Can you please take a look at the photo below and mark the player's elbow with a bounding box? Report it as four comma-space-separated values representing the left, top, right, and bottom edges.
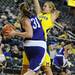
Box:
26, 32, 33, 39
29, 32, 33, 38
28, 29, 33, 38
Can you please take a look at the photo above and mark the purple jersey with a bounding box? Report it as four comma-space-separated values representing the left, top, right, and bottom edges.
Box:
30, 15, 45, 40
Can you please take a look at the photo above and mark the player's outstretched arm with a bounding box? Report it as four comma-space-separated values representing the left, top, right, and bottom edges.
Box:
33, 0, 41, 15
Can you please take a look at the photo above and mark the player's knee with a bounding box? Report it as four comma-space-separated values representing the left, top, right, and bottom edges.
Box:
42, 66, 51, 72
21, 65, 29, 75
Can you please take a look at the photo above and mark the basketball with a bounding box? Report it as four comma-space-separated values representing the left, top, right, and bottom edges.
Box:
2, 24, 16, 36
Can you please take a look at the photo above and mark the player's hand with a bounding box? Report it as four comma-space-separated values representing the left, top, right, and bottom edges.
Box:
8, 30, 16, 38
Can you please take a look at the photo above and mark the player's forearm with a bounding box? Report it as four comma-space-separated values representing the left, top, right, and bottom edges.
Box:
15, 32, 33, 39
33, 0, 41, 15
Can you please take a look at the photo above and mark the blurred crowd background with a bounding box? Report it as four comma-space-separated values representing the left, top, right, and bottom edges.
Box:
0, 0, 75, 75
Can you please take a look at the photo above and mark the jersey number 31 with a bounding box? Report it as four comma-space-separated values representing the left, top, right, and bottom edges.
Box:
31, 17, 41, 29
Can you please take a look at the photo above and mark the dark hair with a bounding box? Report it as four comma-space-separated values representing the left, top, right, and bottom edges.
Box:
19, 2, 31, 17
